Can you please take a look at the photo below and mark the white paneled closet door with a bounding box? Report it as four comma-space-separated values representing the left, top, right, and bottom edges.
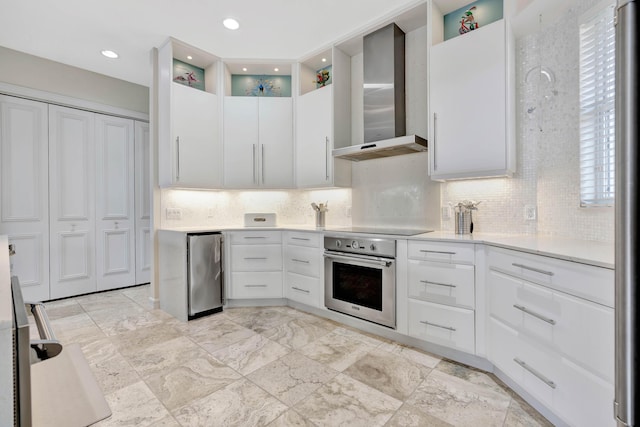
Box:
0, 95, 50, 301
49, 105, 96, 299
134, 121, 151, 285
95, 114, 135, 291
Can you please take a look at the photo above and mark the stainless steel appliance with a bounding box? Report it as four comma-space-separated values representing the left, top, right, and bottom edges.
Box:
187, 232, 224, 319
324, 235, 396, 328
614, 1, 637, 426
324, 226, 432, 237
332, 23, 428, 162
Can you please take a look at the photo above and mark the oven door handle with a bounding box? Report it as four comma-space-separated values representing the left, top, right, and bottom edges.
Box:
323, 251, 394, 267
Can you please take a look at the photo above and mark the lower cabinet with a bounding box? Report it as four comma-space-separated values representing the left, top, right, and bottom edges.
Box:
486, 246, 615, 427
228, 231, 283, 299
283, 231, 323, 308
406, 240, 476, 354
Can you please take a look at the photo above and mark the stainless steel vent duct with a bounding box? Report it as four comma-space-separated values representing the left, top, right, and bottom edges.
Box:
333, 23, 427, 161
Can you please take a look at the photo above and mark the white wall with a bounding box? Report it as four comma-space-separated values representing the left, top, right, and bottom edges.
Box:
0, 45, 149, 114
440, 0, 614, 242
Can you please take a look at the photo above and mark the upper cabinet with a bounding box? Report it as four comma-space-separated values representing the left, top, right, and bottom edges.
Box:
296, 48, 351, 188
429, 0, 515, 180
157, 38, 222, 188
222, 62, 294, 189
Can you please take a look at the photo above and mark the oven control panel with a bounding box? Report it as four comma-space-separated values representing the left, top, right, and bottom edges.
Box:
324, 236, 395, 258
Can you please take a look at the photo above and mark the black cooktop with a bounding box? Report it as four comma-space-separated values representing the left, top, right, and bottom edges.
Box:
324, 226, 433, 236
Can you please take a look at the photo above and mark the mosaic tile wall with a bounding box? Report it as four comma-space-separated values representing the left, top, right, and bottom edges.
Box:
161, 188, 352, 229
440, 0, 614, 242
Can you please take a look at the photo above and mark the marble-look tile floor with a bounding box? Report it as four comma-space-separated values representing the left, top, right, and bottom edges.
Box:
38, 285, 553, 427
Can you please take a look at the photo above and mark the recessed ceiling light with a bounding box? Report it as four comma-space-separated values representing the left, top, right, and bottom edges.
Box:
274, 67, 279, 72
187, 55, 193, 60
242, 67, 247, 72
101, 50, 119, 59
321, 58, 327, 62
223, 18, 240, 30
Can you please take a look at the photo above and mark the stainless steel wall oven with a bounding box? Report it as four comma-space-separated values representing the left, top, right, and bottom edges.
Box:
324, 235, 396, 329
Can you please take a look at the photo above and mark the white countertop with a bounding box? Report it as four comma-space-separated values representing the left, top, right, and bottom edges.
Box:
159, 227, 614, 269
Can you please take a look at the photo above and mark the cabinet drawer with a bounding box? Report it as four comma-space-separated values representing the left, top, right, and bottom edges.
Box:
408, 241, 474, 264
230, 231, 282, 245
488, 268, 614, 382
231, 272, 283, 298
285, 272, 321, 307
407, 299, 475, 354
231, 245, 282, 271
284, 246, 321, 277
488, 318, 614, 427
487, 246, 614, 307
284, 231, 322, 248
408, 260, 475, 309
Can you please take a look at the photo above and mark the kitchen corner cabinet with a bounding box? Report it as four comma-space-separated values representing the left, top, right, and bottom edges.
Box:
486, 246, 614, 427
296, 47, 351, 188
227, 231, 283, 299
157, 38, 222, 188
223, 96, 293, 188
429, 18, 515, 180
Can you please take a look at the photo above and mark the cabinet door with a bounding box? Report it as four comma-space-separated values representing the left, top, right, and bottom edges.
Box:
430, 21, 509, 179
259, 97, 293, 188
0, 95, 50, 301
95, 114, 135, 291
49, 106, 96, 299
135, 121, 151, 285
172, 83, 221, 187
296, 85, 332, 187
223, 97, 259, 188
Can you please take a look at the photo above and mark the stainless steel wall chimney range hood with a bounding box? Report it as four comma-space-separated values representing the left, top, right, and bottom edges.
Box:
332, 23, 427, 162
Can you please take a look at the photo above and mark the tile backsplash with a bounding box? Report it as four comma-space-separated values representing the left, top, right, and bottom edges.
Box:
440, 0, 614, 242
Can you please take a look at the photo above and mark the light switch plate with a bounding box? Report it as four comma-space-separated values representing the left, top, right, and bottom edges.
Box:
166, 207, 182, 220
442, 206, 451, 220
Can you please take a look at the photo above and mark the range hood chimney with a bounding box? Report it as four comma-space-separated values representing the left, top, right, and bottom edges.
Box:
333, 23, 427, 162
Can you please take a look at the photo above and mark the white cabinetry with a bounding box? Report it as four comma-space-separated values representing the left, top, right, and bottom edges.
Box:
157, 38, 221, 188
283, 231, 323, 307
406, 241, 476, 353
486, 246, 614, 427
296, 48, 351, 188
429, 4, 515, 180
0, 95, 50, 301
228, 231, 283, 299
223, 97, 293, 188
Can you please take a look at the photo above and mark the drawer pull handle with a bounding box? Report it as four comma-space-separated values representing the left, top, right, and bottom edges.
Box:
244, 257, 268, 260
292, 258, 310, 264
420, 250, 456, 255
291, 237, 310, 241
512, 263, 554, 276
514, 358, 556, 389
291, 286, 310, 294
245, 284, 267, 288
420, 280, 456, 288
419, 320, 456, 332
513, 304, 557, 325
244, 236, 267, 239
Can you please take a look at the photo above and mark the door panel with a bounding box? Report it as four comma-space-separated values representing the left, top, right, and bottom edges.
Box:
0, 95, 50, 301
259, 97, 293, 188
49, 105, 96, 299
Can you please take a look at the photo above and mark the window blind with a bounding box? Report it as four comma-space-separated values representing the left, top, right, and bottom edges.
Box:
579, 2, 616, 207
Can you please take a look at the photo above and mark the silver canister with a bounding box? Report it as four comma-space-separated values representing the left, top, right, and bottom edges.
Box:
312, 201, 328, 229
454, 200, 481, 234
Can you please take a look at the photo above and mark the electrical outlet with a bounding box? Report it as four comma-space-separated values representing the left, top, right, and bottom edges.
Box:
166, 207, 182, 220
207, 208, 215, 218
442, 206, 451, 220
345, 206, 352, 218
524, 205, 537, 221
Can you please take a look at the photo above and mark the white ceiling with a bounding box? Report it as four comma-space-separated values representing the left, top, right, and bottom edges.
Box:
0, 0, 469, 88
